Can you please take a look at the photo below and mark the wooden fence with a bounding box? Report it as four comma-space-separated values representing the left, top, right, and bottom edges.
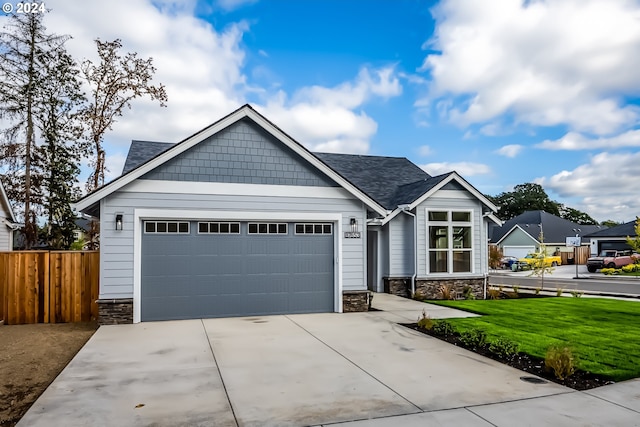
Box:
0, 251, 99, 325
559, 246, 590, 265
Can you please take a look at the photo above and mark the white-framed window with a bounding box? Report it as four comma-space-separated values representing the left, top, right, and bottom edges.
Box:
144, 221, 190, 234
427, 210, 473, 273
248, 222, 288, 235
294, 223, 333, 235
197, 222, 240, 234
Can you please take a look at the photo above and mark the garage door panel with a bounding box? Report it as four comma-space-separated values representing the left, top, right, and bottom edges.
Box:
141, 221, 334, 321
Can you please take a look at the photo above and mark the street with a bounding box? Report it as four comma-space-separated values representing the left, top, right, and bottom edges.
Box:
490, 265, 640, 298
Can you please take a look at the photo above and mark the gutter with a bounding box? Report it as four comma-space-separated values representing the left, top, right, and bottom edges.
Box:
399, 205, 417, 296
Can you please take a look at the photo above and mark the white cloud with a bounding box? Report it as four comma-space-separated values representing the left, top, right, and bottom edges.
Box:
540, 151, 640, 222
419, 162, 491, 176
258, 66, 401, 153
496, 144, 524, 158
420, 0, 640, 135
536, 130, 640, 150
417, 145, 433, 157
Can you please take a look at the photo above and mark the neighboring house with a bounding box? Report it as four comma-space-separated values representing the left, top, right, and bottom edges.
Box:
0, 178, 18, 251
584, 220, 638, 256
75, 105, 500, 324
491, 210, 604, 259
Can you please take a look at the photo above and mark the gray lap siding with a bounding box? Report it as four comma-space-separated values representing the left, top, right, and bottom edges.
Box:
99, 188, 366, 300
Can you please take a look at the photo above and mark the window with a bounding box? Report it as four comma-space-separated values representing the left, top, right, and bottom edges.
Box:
427, 210, 473, 273
248, 222, 288, 234
295, 223, 333, 235
144, 221, 190, 234
197, 222, 240, 234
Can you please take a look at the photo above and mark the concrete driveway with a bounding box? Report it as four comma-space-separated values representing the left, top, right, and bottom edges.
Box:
18, 294, 640, 426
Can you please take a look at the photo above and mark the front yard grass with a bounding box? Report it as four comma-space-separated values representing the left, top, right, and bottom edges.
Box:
429, 298, 640, 382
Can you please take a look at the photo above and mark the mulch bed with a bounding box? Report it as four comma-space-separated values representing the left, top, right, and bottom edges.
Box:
402, 322, 615, 391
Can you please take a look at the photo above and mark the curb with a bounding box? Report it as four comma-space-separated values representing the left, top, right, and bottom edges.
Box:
494, 283, 640, 300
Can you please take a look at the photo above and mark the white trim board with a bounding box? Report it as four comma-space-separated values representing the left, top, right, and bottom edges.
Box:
122, 180, 354, 200
132, 208, 343, 323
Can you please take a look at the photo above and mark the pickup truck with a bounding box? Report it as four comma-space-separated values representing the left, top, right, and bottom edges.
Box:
587, 250, 640, 273
517, 253, 562, 269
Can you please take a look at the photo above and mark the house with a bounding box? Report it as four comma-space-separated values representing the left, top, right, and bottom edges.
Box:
491, 210, 604, 260
0, 178, 17, 251
74, 105, 500, 324
584, 220, 638, 256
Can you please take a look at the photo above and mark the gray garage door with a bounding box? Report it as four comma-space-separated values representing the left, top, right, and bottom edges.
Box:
141, 221, 335, 321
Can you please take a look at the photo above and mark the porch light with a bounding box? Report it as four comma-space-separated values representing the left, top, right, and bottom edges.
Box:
115, 214, 123, 231
350, 217, 358, 232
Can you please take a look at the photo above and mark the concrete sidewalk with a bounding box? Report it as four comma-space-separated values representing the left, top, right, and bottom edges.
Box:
18, 293, 640, 427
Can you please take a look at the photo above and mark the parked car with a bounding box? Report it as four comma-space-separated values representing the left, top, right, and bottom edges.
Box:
586, 250, 640, 273
500, 256, 518, 269
518, 253, 561, 268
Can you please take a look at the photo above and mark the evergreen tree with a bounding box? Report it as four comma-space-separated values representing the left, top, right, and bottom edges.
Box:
36, 46, 87, 248
0, 13, 67, 248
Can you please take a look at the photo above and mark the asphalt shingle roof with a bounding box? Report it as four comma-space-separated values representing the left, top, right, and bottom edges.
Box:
584, 220, 637, 238
491, 210, 606, 244
123, 141, 445, 210
313, 152, 431, 209
122, 140, 175, 174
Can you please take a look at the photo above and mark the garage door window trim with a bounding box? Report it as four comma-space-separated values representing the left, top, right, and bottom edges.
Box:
144, 221, 190, 234
248, 222, 288, 235
197, 221, 241, 234
295, 223, 333, 235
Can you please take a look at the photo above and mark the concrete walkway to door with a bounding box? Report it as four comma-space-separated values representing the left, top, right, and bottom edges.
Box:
18, 294, 640, 426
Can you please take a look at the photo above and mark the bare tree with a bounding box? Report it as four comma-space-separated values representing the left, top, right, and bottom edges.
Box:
81, 38, 168, 192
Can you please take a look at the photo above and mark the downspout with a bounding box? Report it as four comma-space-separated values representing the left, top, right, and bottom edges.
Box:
400, 206, 417, 296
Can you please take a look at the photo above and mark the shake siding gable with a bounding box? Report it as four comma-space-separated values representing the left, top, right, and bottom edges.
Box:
142, 119, 337, 187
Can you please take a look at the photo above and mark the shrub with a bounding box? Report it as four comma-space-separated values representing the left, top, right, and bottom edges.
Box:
432, 320, 456, 337
489, 338, 519, 359
621, 263, 640, 273
438, 283, 456, 300
462, 286, 476, 300
417, 309, 434, 330
534, 287, 541, 295
459, 329, 487, 349
413, 290, 426, 301
556, 288, 563, 297
513, 285, 520, 294
570, 290, 583, 298
487, 287, 501, 300
545, 344, 576, 380
601, 268, 620, 275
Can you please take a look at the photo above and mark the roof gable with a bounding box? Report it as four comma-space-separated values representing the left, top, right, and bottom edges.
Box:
140, 119, 338, 187
75, 104, 387, 216
491, 210, 606, 244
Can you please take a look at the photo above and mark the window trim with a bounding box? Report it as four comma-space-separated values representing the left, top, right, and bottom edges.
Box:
426, 209, 474, 274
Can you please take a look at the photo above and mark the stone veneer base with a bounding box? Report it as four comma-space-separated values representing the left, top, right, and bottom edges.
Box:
383, 277, 487, 300
342, 290, 372, 312
97, 299, 134, 325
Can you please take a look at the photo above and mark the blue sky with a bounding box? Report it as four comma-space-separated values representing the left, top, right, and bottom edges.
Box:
5, 0, 640, 222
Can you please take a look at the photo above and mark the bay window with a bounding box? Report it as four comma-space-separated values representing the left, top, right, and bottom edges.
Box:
427, 210, 473, 273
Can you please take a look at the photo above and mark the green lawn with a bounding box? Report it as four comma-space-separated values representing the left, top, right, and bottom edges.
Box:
429, 298, 640, 381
